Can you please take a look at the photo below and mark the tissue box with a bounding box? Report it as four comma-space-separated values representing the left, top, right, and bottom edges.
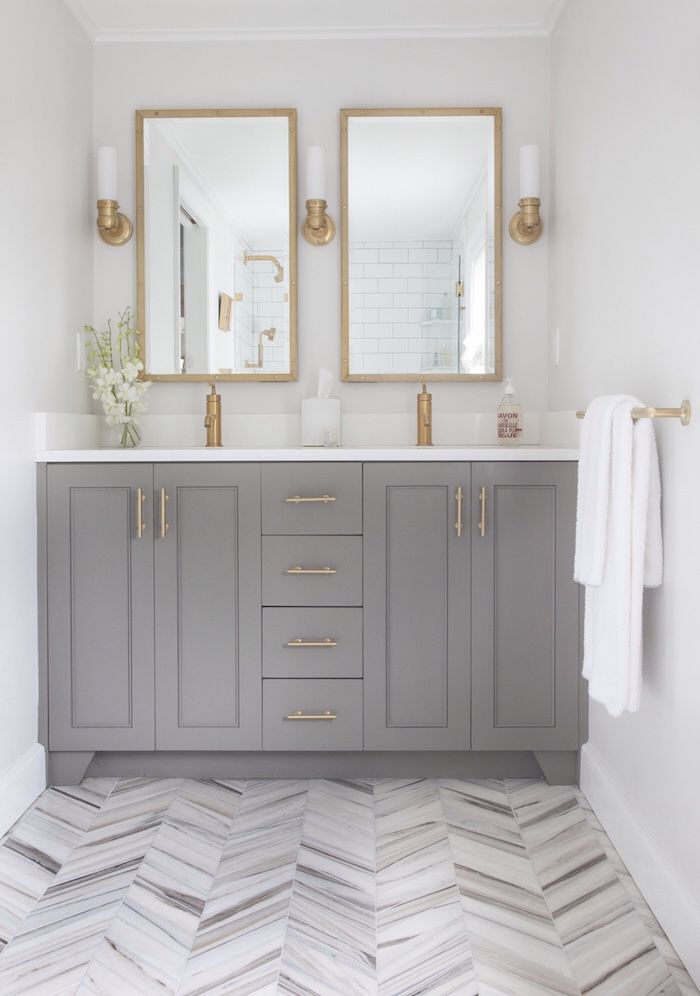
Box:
301, 398, 341, 446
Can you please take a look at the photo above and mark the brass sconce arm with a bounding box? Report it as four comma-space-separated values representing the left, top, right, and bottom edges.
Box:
303, 198, 336, 246
96, 198, 133, 246
509, 196, 542, 245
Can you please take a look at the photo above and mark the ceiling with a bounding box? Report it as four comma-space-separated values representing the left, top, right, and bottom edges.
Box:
64, 0, 566, 42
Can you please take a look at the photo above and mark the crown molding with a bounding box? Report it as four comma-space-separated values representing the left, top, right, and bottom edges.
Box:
91, 24, 555, 45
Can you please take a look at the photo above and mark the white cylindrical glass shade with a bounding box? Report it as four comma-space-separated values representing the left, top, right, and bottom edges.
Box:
306, 146, 326, 201
519, 145, 540, 199
96, 146, 118, 201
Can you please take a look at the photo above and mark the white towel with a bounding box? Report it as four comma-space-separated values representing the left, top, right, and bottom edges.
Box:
575, 396, 662, 716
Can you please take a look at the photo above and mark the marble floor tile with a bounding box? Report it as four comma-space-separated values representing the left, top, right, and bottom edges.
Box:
0, 778, 116, 952
178, 779, 308, 996
77, 779, 245, 995
0, 778, 182, 995
440, 778, 580, 995
277, 779, 376, 995
375, 778, 479, 996
574, 790, 699, 996
506, 779, 679, 996
0, 776, 693, 996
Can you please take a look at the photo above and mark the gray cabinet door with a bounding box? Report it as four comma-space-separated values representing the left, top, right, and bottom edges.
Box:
47, 464, 155, 750
363, 463, 471, 750
471, 462, 581, 750
154, 464, 261, 749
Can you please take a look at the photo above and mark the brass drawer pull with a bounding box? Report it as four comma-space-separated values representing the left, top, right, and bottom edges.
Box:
136, 488, 146, 539
159, 488, 169, 540
287, 638, 338, 648
286, 709, 337, 721
285, 495, 336, 504
285, 566, 337, 575
479, 485, 487, 537
455, 485, 464, 537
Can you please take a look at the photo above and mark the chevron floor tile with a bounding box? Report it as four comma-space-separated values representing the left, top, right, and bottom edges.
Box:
0, 777, 693, 995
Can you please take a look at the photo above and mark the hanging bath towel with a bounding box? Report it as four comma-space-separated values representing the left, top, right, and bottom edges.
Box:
574, 395, 662, 716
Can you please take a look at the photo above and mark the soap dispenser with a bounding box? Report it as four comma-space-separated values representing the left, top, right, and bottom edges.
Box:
497, 378, 523, 445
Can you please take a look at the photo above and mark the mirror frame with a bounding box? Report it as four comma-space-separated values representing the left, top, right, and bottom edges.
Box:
135, 108, 298, 382
340, 107, 502, 382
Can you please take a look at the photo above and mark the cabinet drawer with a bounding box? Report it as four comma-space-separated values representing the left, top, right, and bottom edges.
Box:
262, 679, 363, 750
262, 463, 362, 535
262, 536, 362, 606
263, 608, 362, 678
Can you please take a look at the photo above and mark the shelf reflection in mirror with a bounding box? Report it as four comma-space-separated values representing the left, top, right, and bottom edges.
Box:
341, 108, 502, 382
136, 109, 297, 381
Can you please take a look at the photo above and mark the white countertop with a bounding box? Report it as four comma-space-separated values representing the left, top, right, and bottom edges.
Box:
36, 445, 578, 463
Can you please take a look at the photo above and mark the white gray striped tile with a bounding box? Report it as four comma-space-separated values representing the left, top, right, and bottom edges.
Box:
375, 778, 478, 996
0, 778, 182, 995
278, 779, 376, 995
575, 790, 698, 996
77, 779, 244, 995
440, 778, 580, 995
506, 780, 679, 995
178, 779, 308, 996
0, 779, 116, 952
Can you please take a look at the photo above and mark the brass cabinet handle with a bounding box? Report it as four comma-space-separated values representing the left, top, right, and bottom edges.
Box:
479, 485, 487, 537
455, 485, 464, 537
286, 709, 337, 720
285, 566, 337, 575
159, 488, 169, 540
287, 638, 338, 648
285, 495, 336, 504
136, 488, 146, 539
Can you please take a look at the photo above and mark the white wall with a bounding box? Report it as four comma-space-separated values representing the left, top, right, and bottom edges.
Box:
93, 37, 550, 415
549, 0, 700, 940
0, 0, 93, 820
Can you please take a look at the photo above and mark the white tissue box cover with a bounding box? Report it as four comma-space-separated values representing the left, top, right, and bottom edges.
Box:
301, 398, 341, 446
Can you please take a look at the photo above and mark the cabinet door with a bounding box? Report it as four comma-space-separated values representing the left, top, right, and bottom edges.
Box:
364, 463, 470, 749
471, 463, 581, 749
154, 464, 261, 749
47, 464, 155, 750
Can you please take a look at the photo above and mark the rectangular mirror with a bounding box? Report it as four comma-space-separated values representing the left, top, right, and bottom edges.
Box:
136, 109, 297, 381
341, 108, 502, 381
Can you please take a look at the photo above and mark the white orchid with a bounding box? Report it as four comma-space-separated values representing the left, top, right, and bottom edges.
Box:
84, 308, 150, 447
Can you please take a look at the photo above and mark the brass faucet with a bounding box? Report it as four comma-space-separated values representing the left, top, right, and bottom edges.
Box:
204, 383, 222, 447
417, 382, 432, 446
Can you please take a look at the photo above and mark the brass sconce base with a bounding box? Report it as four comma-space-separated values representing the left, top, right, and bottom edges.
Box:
96, 199, 133, 246
303, 198, 336, 246
509, 196, 542, 245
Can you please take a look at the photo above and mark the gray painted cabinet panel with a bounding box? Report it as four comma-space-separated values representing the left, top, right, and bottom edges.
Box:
47, 464, 155, 750
154, 464, 261, 749
263, 608, 363, 678
471, 463, 581, 750
262, 463, 362, 535
363, 463, 471, 750
262, 536, 362, 606
262, 679, 363, 750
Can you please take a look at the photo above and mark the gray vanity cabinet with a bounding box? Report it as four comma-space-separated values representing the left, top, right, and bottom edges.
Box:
154, 464, 261, 749
471, 463, 581, 750
46, 465, 155, 750
363, 463, 471, 749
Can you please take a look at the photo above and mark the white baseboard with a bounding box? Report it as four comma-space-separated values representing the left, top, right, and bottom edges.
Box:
580, 743, 700, 986
0, 744, 46, 837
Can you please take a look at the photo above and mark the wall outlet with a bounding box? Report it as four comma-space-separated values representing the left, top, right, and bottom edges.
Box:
552, 327, 560, 367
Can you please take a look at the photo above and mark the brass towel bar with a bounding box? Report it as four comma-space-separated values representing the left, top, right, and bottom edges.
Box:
576, 400, 691, 426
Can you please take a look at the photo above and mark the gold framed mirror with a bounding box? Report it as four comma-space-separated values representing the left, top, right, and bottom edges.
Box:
136, 108, 298, 381
341, 108, 502, 382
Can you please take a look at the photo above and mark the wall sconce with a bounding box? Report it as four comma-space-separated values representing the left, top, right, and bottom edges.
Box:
95, 146, 133, 246
302, 146, 335, 246
509, 145, 542, 245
